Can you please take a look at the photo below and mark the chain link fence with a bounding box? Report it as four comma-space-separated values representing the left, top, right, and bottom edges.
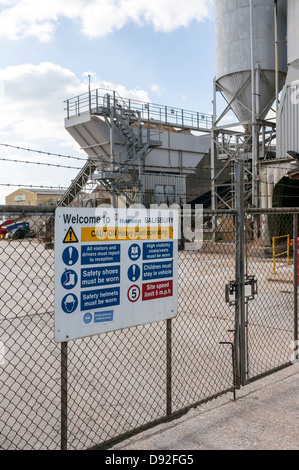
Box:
0, 207, 59, 449
244, 210, 298, 382
0, 206, 297, 450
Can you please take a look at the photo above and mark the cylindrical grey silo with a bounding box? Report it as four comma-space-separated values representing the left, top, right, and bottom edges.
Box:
214, 0, 287, 123
285, 0, 299, 84
276, 0, 299, 157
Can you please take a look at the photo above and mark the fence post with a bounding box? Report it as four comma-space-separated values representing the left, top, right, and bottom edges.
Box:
166, 319, 172, 416
294, 215, 298, 356
235, 160, 246, 386
61, 341, 68, 450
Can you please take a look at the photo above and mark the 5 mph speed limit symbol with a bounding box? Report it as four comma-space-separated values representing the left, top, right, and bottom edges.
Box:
127, 285, 140, 303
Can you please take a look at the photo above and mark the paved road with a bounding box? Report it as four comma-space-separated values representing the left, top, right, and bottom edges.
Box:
111, 366, 299, 450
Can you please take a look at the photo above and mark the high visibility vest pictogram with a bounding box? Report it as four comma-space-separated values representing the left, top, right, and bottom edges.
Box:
63, 227, 79, 244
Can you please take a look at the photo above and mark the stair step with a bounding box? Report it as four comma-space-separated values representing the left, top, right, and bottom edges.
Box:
91, 172, 121, 180
149, 139, 162, 147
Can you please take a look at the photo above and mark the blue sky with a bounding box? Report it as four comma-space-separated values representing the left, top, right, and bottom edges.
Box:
0, 0, 216, 204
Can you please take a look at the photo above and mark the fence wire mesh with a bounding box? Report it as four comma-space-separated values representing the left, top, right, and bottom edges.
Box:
0, 209, 60, 450
245, 211, 297, 381
0, 206, 297, 450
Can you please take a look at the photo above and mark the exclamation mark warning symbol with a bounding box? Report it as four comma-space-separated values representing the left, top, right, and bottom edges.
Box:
68, 247, 73, 264
63, 227, 79, 244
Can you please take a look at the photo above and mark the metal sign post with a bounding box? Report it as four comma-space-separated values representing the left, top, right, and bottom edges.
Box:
235, 160, 246, 387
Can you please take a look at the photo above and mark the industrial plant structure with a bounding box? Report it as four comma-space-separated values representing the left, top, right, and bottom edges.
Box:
212, 0, 299, 213
63, 91, 214, 209
62, 0, 299, 216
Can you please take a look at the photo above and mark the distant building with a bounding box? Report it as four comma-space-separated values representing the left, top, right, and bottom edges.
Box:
5, 188, 65, 206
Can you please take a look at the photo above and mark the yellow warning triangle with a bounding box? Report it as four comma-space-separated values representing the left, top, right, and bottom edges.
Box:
63, 227, 79, 244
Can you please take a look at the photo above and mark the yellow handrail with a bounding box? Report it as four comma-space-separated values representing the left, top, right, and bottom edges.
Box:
272, 234, 290, 274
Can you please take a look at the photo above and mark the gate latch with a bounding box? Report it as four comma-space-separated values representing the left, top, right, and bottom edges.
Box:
225, 275, 257, 306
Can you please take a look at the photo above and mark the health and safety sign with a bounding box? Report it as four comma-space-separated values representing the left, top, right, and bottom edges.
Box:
54, 208, 178, 342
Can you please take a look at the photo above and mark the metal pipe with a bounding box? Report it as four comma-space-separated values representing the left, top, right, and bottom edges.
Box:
211, 78, 218, 238
0, 204, 55, 215
272, 237, 276, 274
110, 92, 116, 208
219, 342, 237, 401
88, 74, 91, 113
294, 215, 298, 355
235, 160, 246, 386
211, 78, 217, 213
245, 208, 299, 214
250, 0, 258, 208
147, 102, 150, 144
166, 319, 172, 415
274, 0, 279, 116
61, 341, 68, 451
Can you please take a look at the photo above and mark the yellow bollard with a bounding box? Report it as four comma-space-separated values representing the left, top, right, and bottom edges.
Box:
272, 234, 290, 275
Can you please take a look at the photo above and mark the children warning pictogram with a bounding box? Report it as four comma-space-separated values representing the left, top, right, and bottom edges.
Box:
63, 227, 79, 244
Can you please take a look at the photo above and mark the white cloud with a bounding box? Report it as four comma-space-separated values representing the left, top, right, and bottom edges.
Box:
0, 62, 151, 144
0, 62, 82, 142
138, 0, 212, 33
151, 84, 165, 96
0, 61, 154, 203
0, 0, 83, 41
0, 0, 213, 41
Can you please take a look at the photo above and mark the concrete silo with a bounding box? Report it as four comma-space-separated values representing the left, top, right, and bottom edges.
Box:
214, 0, 287, 124
212, 0, 288, 210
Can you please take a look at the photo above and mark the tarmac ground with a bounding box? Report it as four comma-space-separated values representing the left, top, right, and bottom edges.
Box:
111, 365, 299, 451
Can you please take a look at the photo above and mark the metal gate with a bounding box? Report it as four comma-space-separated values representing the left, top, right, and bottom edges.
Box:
229, 161, 298, 388
243, 208, 298, 383
0, 198, 298, 450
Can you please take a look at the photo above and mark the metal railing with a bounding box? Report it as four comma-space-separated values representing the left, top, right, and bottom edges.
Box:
64, 88, 213, 131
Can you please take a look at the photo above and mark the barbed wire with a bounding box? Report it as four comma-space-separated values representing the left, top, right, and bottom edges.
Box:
0, 142, 87, 162
0, 171, 298, 195
1, 141, 299, 202
0, 156, 82, 170
0, 183, 68, 190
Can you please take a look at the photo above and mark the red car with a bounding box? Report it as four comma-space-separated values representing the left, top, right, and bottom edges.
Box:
0, 219, 13, 237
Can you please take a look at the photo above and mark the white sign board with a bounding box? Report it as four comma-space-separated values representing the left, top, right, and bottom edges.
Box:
54, 208, 178, 342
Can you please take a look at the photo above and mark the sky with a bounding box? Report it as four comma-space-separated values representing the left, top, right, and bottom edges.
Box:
0, 0, 217, 204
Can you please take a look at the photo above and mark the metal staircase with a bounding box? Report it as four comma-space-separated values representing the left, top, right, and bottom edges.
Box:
89, 93, 162, 206
58, 160, 97, 207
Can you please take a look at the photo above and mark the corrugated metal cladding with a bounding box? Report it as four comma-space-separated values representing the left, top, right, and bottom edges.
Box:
277, 83, 299, 158
276, 0, 299, 158
144, 173, 186, 205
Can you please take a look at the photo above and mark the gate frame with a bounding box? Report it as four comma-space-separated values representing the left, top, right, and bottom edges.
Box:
232, 163, 299, 386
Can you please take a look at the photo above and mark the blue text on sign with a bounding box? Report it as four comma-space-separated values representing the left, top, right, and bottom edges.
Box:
81, 266, 120, 288
142, 261, 173, 281
143, 242, 173, 260
81, 287, 120, 311
81, 244, 121, 266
